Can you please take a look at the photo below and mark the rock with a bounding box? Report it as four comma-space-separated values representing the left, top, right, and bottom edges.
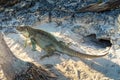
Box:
0, 0, 19, 7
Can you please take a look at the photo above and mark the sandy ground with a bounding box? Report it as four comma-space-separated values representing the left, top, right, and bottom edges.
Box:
0, 22, 120, 80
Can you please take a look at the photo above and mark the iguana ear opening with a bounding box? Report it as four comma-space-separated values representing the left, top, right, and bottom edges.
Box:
16, 26, 25, 31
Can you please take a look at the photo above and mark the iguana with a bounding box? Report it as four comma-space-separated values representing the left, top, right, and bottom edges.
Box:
16, 26, 109, 59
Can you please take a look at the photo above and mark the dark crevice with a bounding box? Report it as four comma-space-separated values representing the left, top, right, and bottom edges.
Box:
98, 39, 112, 47
84, 34, 112, 49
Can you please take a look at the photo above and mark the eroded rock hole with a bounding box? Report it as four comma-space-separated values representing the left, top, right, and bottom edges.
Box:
84, 34, 112, 48
98, 39, 112, 47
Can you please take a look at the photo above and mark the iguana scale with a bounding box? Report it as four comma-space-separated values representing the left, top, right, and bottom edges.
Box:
16, 26, 109, 59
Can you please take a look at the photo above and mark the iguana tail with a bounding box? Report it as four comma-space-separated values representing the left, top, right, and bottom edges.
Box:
58, 46, 110, 59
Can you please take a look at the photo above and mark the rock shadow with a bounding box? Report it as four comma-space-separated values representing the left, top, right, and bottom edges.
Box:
80, 58, 120, 80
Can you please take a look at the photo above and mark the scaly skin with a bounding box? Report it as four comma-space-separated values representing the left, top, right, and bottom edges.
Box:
98, 0, 103, 3
16, 26, 109, 59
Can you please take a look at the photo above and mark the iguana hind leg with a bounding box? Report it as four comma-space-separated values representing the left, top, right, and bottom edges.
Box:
59, 41, 72, 47
40, 44, 56, 59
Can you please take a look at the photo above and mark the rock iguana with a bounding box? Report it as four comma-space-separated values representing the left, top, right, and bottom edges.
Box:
16, 26, 109, 59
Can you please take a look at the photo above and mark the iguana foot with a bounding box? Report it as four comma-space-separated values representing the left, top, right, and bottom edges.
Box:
24, 38, 28, 48
40, 53, 53, 60
32, 48, 36, 51
40, 44, 55, 59
67, 42, 72, 46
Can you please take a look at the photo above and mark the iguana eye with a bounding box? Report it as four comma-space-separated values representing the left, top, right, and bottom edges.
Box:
26, 27, 28, 31
16, 27, 21, 31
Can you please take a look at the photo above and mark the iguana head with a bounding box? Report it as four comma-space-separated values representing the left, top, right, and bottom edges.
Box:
16, 26, 29, 38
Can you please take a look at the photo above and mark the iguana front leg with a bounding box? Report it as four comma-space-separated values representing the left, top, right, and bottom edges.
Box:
24, 38, 27, 48
24, 38, 29, 48
40, 44, 56, 59
30, 37, 37, 51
